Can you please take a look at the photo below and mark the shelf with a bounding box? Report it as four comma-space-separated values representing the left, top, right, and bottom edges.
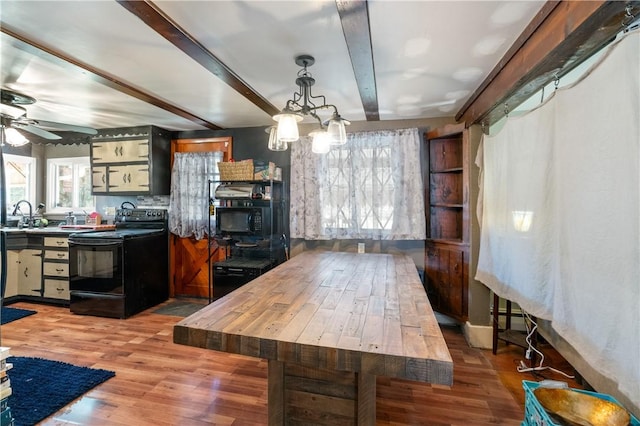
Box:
427, 238, 466, 245
430, 167, 463, 173
431, 203, 463, 208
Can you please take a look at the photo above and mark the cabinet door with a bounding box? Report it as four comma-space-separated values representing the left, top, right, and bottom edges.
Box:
93, 139, 149, 164
108, 164, 150, 192
18, 249, 43, 296
92, 166, 108, 192
425, 244, 467, 321
3, 250, 20, 298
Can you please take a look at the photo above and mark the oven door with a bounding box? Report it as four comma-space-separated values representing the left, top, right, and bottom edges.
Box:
69, 239, 123, 294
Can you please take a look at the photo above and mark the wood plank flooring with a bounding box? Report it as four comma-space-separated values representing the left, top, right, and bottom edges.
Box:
0, 300, 576, 425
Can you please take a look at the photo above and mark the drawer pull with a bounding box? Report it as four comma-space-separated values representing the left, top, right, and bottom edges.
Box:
56, 241, 64, 246
57, 253, 65, 257
56, 268, 65, 272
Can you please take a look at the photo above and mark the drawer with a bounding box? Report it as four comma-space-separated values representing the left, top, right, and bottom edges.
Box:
44, 236, 69, 248
43, 262, 69, 277
43, 278, 69, 300
45, 250, 69, 261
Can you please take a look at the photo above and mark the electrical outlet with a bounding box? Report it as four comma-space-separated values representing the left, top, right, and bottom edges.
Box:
105, 206, 116, 216
357, 243, 365, 253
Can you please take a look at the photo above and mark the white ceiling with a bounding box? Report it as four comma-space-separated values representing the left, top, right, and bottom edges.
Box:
0, 0, 545, 136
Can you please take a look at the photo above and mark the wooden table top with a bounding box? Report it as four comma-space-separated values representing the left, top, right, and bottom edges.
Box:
174, 251, 453, 386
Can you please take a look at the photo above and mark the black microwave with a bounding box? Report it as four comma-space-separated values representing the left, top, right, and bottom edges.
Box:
215, 206, 272, 237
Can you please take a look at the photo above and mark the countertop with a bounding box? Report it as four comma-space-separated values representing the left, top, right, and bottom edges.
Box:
1, 225, 114, 234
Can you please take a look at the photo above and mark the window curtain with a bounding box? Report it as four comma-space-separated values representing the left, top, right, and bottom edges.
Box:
476, 31, 640, 408
168, 151, 221, 239
290, 127, 425, 240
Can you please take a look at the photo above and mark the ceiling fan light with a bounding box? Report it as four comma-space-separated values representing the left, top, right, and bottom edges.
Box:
4, 127, 30, 146
273, 110, 302, 143
267, 126, 287, 151
310, 129, 330, 154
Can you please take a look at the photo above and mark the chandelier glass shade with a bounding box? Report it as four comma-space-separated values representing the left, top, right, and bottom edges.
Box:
270, 55, 349, 152
266, 126, 287, 151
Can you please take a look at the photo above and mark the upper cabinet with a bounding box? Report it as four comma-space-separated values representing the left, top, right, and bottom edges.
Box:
91, 125, 171, 195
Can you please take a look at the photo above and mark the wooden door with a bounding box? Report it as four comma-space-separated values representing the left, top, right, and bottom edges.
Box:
170, 136, 232, 298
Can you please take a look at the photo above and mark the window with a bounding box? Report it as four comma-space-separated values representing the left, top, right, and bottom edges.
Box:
290, 128, 426, 240
3, 153, 36, 214
47, 157, 94, 213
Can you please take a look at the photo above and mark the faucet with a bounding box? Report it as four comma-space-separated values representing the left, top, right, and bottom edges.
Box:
11, 200, 33, 228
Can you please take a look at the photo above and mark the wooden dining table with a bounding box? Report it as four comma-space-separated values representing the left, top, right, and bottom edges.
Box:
173, 251, 453, 425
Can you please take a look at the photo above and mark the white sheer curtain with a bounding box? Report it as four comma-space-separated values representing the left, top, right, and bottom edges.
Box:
477, 31, 640, 408
168, 152, 221, 239
290, 127, 425, 240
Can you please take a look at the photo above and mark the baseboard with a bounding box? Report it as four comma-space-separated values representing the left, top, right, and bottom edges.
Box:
463, 321, 493, 349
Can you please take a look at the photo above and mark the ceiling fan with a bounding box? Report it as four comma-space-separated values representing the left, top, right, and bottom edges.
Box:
0, 88, 97, 145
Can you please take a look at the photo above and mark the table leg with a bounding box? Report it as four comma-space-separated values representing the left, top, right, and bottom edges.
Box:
267, 360, 376, 425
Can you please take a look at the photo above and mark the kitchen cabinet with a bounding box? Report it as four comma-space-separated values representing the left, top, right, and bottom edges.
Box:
17, 249, 43, 298
2, 250, 20, 298
42, 236, 70, 300
424, 123, 469, 321
91, 125, 171, 195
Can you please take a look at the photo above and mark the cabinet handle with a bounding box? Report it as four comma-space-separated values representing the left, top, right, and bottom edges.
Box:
23, 267, 28, 277
123, 174, 127, 183
56, 241, 65, 246
114, 147, 119, 156
127, 173, 131, 183
56, 268, 64, 272
453, 263, 459, 272
119, 146, 123, 156
102, 174, 106, 183
442, 146, 446, 157
57, 252, 65, 257
56, 287, 65, 292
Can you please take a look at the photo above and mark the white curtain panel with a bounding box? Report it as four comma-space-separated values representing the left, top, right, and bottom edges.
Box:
476, 98, 556, 320
168, 151, 222, 239
552, 31, 640, 404
476, 31, 640, 407
290, 128, 425, 240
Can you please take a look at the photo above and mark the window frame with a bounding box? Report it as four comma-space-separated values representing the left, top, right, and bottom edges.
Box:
46, 156, 95, 214
3, 153, 37, 216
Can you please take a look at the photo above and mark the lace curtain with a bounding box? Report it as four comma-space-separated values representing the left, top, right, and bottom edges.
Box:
290, 127, 425, 240
168, 151, 221, 239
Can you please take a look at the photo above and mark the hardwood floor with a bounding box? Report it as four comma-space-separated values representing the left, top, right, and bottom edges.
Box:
1, 300, 578, 425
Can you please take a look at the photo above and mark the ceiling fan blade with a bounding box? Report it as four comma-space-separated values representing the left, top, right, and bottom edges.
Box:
11, 122, 62, 140
0, 102, 26, 119
33, 119, 97, 135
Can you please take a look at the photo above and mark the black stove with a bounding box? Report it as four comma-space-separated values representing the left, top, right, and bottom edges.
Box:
68, 208, 169, 319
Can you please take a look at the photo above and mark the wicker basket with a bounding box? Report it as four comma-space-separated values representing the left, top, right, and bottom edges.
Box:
218, 160, 254, 181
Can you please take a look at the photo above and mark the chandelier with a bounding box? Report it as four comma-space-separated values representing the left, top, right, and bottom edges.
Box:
269, 54, 350, 153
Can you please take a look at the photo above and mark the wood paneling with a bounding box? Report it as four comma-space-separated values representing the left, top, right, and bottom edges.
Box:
456, 1, 640, 126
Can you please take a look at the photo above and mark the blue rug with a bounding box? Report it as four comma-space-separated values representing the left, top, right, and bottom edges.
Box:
1, 306, 36, 325
6, 357, 115, 426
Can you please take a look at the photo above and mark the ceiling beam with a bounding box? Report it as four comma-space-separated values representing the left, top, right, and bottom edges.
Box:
336, 0, 379, 121
117, 0, 280, 118
456, 0, 640, 127
0, 25, 222, 131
